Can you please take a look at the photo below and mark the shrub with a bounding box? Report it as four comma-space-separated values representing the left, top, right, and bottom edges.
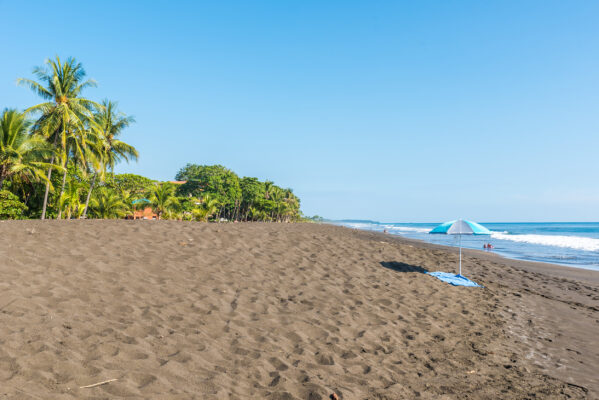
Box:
0, 190, 28, 219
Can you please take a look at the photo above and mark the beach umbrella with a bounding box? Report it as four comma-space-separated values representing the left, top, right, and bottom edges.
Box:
429, 219, 491, 276
132, 198, 151, 205
132, 198, 151, 210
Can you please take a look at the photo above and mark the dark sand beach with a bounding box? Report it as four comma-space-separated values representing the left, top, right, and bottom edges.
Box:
0, 221, 597, 399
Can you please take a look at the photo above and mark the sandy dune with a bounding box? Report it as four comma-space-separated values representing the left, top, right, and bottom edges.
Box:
0, 221, 596, 399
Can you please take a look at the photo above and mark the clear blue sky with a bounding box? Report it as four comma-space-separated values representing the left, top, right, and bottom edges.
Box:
1, 1, 598, 222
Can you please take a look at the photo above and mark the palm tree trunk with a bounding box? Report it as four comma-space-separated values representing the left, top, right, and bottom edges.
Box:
22, 186, 30, 206
41, 135, 59, 220
41, 156, 54, 220
246, 201, 253, 222
56, 157, 69, 220
234, 201, 240, 221
82, 172, 97, 219
0, 164, 7, 189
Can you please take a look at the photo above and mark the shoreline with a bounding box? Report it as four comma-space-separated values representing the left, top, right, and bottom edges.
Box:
333, 222, 599, 283
332, 220, 599, 272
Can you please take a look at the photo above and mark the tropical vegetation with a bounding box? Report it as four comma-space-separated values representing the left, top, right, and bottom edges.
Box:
1, 56, 307, 222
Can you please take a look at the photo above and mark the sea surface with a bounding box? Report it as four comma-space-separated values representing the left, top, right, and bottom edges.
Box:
334, 221, 599, 271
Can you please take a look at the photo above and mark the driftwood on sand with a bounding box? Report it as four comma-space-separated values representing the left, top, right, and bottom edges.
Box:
79, 378, 118, 388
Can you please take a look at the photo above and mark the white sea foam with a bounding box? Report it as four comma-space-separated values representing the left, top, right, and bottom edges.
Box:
491, 232, 599, 252
387, 226, 431, 233
340, 222, 431, 234
343, 222, 379, 230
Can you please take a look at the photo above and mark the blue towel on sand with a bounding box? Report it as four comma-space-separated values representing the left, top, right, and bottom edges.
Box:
427, 272, 482, 287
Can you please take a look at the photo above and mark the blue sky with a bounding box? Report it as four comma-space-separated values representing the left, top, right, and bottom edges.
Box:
1, 1, 598, 222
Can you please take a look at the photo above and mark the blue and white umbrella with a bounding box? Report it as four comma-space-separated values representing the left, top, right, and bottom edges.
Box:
429, 219, 491, 276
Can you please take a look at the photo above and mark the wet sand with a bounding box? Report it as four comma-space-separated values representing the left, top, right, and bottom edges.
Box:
0, 221, 597, 399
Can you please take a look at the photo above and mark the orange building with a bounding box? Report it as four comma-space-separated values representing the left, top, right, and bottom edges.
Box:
131, 207, 157, 220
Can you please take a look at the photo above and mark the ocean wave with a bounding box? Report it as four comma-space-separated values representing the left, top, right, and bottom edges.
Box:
339, 222, 431, 234
491, 232, 599, 252
386, 226, 431, 233
343, 222, 380, 230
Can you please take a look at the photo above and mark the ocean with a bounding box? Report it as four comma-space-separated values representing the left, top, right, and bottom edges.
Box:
334, 221, 599, 271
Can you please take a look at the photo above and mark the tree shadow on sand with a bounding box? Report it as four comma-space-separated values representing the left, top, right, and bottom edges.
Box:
380, 261, 428, 274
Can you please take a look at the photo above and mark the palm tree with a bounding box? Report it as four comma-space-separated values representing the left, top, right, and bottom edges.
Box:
55, 128, 100, 219
264, 180, 274, 200
282, 188, 299, 222
82, 100, 138, 218
249, 206, 270, 222
89, 187, 128, 219
192, 194, 219, 222
0, 109, 54, 190
116, 188, 136, 216
18, 56, 100, 219
77, 135, 103, 218
248, 206, 258, 221
149, 183, 179, 219
269, 187, 286, 221
59, 178, 83, 219
163, 209, 183, 220
94, 100, 137, 171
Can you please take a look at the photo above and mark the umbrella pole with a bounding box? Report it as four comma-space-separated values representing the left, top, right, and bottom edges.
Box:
459, 234, 462, 276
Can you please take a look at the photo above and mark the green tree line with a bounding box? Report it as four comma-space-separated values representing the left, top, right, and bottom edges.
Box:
175, 164, 302, 222
0, 56, 304, 222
